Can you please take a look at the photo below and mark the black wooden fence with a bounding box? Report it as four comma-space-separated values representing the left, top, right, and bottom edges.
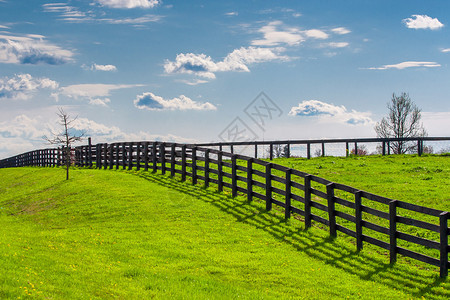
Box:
197, 137, 450, 159
0, 140, 449, 278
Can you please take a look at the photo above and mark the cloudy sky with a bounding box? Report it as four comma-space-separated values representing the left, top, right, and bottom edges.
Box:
1, 0, 450, 158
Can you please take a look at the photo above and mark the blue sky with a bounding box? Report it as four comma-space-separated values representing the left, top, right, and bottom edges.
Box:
1, 0, 449, 158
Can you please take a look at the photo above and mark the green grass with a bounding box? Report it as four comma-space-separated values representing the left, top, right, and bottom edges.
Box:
0, 165, 449, 299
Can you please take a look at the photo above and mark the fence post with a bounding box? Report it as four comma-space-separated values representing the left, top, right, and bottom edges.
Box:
204, 149, 210, 187
327, 183, 337, 238
321, 142, 325, 157
354, 142, 358, 156
171, 144, 176, 177
144, 142, 149, 171
346, 142, 349, 157
286, 143, 290, 158
104, 143, 108, 169
128, 142, 133, 170
387, 141, 391, 155
230, 145, 234, 154
389, 200, 398, 264
355, 191, 363, 250
269, 143, 273, 160
181, 145, 187, 182
231, 154, 237, 197
160, 143, 166, 175
439, 212, 449, 278
136, 142, 141, 171
307, 143, 311, 159
122, 143, 127, 170
152, 142, 157, 173
218, 151, 223, 192
255, 144, 258, 158
265, 163, 272, 211
382, 141, 386, 156
304, 175, 312, 229
418, 139, 423, 156
192, 147, 197, 185
247, 158, 253, 202
285, 169, 292, 219
115, 144, 120, 170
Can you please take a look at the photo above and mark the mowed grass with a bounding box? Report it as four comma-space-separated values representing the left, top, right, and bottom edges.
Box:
0, 166, 448, 299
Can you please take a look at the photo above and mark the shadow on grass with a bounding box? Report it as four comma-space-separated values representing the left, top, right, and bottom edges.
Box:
129, 170, 448, 299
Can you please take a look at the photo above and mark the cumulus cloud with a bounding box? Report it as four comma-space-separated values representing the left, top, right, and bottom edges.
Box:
225, 12, 238, 16
251, 21, 304, 46
289, 100, 374, 125
54, 83, 143, 106
441, 48, 450, 53
403, 15, 444, 30
134, 92, 216, 111
91, 63, 117, 71
367, 61, 441, 70
331, 27, 351, 35
96, 0, 160, 9
164, 46, 289, 79
0, 33, 74, 65
0, 74, 59, 100
304, 29, 329, 39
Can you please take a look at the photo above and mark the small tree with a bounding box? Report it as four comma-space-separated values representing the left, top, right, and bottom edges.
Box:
44, 108, 84, 180
375, 93, 427, 154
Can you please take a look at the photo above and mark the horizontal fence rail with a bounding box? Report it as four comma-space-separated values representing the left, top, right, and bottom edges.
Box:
0, 139, 449, 278
196, 137, 450, 159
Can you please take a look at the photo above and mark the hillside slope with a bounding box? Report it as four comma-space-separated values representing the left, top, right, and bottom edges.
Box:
0, 167, 448, 299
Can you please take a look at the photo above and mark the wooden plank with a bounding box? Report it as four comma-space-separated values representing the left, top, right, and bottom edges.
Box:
144, 142, 149, 171
152, 142, 157, 173
355, 191, 363, 250
327, 183, 337, 238
396, 216, 440, 233
237, 185, 247, 194
440, 212, 449, 278
291, 181, 305, 191
311, 188, 327, 199
272, 186, 286, 197
334, 196, 356, 209
291, 206, 305, 217
181, 145, 186, 182
360, 191, 391, 205
160, 143, 166, 175
336, 224, 357, 238
272, 198, 285, 208
397, 247, 440, 267
252, 180, 265, 189
266, 163, 272, 211
272, 164, 289, 172
304, 175, 312, 229
390, 200, 398, 264
290, 169, 308, 178
310, 214, 329, 226
204, 149, 210, 188
396, 231, 440, 249
362, 235, 390, 250
310, 175, 332, 185
310, 200, 328, 212
192, 147, 197, 185
247, 158, 253, 202
171, 144, 176, 177
217, 152, 223, 192
253, 169, 265, 178
252, 191, 265, 201
397, 201, 443, 217
285, 169, 291, 219
335, 210, 357, 223
361, 205, 389, 219
291, 194, 304, 203
236, 175, 247, 183
271, 174, 286, 184
361, 220, 390, 235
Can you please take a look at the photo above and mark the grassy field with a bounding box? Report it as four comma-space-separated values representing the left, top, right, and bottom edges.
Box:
0, 161, 449, 299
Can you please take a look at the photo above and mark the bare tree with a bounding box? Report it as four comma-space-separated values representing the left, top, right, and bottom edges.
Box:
375, 93, 427, 154
44, 108, 84, 180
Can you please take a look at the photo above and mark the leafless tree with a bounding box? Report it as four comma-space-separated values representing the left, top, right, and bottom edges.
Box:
44, 108, 84, 180
375, 93, 427, 154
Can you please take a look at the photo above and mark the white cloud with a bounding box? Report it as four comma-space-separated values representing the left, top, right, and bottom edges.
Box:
0, 112, 195, 158
403, 15, 444, 30
164, 46, 289, 79
134, 92, 217, 111
367, 61, 441, 70
96, 0, 160, 9
441, 48, 450, 53
326, 42, 349, 48
0, 74, 59, 100
225, 12, 238, 16
54, 83, 144, 105
289, 100, 374, 126
43, 3, 162, 25
176, 79, 209, 86
0, 25, 9, 29
91, 63, 117, 71
332, 27, 351, 35
251, 21, 304, 46
0, 33, 74, 65
304, 29, 328, 39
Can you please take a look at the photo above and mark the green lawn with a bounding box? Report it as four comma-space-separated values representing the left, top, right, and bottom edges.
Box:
0, 166, 449, 299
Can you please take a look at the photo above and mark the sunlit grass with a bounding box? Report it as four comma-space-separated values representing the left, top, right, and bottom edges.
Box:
0, 166, 448, 299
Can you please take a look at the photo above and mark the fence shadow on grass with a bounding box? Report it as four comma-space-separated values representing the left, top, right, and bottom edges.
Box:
131, 170, 449, 299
